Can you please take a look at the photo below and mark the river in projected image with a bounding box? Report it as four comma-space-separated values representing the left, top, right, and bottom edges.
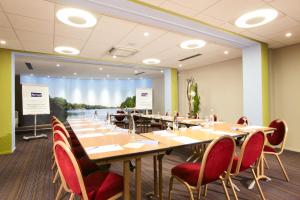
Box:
67, 108, 119, 120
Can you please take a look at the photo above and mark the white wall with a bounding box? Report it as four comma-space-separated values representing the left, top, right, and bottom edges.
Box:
269, 43, 300, 152
178, 58, 243, 122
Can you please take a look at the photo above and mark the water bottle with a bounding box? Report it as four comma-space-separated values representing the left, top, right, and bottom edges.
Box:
209, 109, 214, 125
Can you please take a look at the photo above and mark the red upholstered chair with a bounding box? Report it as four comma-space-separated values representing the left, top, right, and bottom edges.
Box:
230, 131, 266, 200
264, 119, 289, 182
237, 116, 248, 125
168, 136, 236, 200
54, 141, 123, 200
53, 123, 80, 147
52, 131, 98, 185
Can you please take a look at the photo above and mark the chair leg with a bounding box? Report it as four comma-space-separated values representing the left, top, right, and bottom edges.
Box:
263, 156, 269, 169
55, 183, 63, 200
69, 193, 75, 200
53, 169, 59, 184
197, 186, 202, 200
220, 178, 230, 200
202, 185, 208, 197
52, 160, 56, 170
168, 176, 174, 200
228, 176, 238, 200
275, 154, 289, 182
251, 169, 266, 200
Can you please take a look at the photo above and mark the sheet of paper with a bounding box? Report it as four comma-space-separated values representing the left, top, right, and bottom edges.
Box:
211, 130, 236, 136
137, 140, 159, 145
123, 142, 145, 149
74, 128, 96, 132
190, 126, 203, 130
77, 133, 104, 138
153, 130, 176, 137
105, 131, 121, 135
85, 144, 123, 154
172, 136, 199, 144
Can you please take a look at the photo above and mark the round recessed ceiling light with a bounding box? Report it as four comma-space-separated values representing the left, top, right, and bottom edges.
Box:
99, 67, 103, 71
160, 70, 164, 73
180, 39, 206, 49
30, 73, 34, 76
179, 64, 183, 67
235, 8, 278, 28
224, 50, 229, 55
54, 46, 80, 55
144, 32, 149, 37
73, 72, 77, 75
0, 40, 6, 45
143, 58, 160, 65
134, 70, 138, 74
112, 55, 117, 59
285, 32, 292, 37
56, 8, 97, 28
106, 74, 110, 78
56, 64, 60, 67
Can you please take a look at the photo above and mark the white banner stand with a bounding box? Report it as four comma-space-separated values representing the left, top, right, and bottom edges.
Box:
22, 84, 49, 140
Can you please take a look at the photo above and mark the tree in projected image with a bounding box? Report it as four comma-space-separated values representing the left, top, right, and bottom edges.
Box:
187, 78, 200, 118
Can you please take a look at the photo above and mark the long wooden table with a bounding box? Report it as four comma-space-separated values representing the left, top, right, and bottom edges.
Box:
68, 119, 274, 200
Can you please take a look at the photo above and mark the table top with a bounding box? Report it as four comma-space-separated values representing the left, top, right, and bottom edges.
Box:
68, 119, 275, 162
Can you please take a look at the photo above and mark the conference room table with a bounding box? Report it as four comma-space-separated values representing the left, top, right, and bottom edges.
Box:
68, 118, 275, 200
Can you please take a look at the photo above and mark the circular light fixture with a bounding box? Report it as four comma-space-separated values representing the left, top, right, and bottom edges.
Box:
144, 32, 149, 37
180, 39, 206, 49
56, 64, 60, 67
112, 55, 117, 59
106, 74, 110, 78
160, 70, 164, 73
47, 75, 50, 78
55, 46, 80, 55
73, 72, 77, 75
179, 64, 183, 67
143, 58, 160, 65
285, 32, 292, 37
134, 70, 138, 74
99, 67, 103, 71
0, 40, 6, 45
224, 50, 229, 55
30, 73, 34, 76
235, 8, 278, 28
56, 8, 97, 28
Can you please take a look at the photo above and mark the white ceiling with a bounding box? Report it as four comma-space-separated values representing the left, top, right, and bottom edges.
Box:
139, 0, 300, 48
0, 0, 241, 72
15, 56, 163, 79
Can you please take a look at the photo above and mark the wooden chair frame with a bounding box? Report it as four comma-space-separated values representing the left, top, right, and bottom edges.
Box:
230, 131, 266, 200
264, 120, 289, 182
53, 141, 122, 200
168, 136, 236, 200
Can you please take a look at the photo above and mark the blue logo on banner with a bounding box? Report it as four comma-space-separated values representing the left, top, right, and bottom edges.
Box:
141, 92, 148, 96
31, 92, 42, 97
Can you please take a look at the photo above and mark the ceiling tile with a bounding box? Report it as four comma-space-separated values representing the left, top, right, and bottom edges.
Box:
267, 25, 300, 46
22, 40, 53, 54
88, 16, 136, 44
0, 11, 11, 28
168, 0, 220, 12
221, 22, 245, 33
194, 13, 225, 26
7, 14, 54, 35
55, 22, 93, 40
16, 30, 52, 43
138, 0, 166, 6
270, 0, 300, 21
117, 24, 167, 49
202, 0, 266, 22
54, 36, 85, 50
0, 27, 18, 40
248, 16, 299, 36
159, 1, 199, 17
80, 41, 112, 58
0, 0, 55, 21
0, 39, 23, 50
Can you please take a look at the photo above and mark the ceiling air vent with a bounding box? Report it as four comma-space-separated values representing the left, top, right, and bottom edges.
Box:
107, 46, 139, 57
179, 53, 202, 62
25, 62, 33, 70
135, 72, 145, 76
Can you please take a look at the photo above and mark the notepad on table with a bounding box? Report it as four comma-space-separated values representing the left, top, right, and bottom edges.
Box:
172, 136, 199, 144
74, 128, 96, 132
153, 130, 176, 137
85, 144, 123, 154
123, 142, 145, 149
77, 133, 104, 138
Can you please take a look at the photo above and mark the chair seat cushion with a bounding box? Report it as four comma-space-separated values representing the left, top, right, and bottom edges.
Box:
264, 145, 276, 153
171, 162, 201, 186
77, 156, 99, 176
84, 171, 123, 200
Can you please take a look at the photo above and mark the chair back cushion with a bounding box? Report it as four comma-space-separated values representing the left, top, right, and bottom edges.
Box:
268, 120, 286, 145
53, 124, 70, 138
55, 143, 82, 196
115, 110, 125, 121
201, 137, 234, 184
237, 116, 248, 125
240, 131, 265, 169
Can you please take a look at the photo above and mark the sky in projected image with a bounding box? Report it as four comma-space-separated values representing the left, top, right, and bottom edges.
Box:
21, 75, 152, 107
